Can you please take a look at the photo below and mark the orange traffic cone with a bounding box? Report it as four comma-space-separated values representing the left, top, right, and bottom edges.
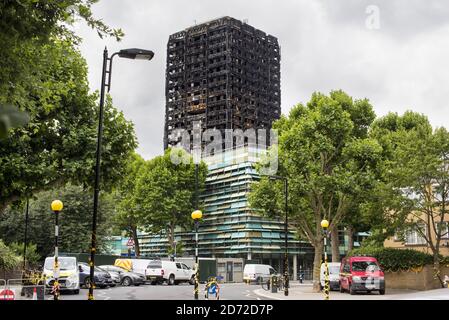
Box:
32, 287, 37, 300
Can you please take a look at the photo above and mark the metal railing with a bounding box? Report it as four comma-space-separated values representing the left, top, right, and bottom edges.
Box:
6, 278, 46, 300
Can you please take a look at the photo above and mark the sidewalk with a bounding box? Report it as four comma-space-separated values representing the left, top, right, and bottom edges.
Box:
252, 283, 440, 300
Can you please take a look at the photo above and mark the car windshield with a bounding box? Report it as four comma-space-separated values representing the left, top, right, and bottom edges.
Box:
352, 261, 380, 272
44, 258, 76, 270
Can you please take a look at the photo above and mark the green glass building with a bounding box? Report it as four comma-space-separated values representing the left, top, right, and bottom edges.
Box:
139, 146, 314, 277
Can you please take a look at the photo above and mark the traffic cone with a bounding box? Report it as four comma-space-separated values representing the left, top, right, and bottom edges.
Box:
32, 287, 37, 300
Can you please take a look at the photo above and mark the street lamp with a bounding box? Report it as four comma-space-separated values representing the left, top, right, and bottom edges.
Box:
51, 199, 63, 301
321, 219, 330, 300
264, 175, 289, 296
88, 46, 154, 301
191, 209, 202, 300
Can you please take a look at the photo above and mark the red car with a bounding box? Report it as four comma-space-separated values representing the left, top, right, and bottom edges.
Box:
339, 256, 385, 295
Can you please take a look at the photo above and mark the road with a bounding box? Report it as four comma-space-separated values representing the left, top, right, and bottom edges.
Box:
54, 283, 269, 300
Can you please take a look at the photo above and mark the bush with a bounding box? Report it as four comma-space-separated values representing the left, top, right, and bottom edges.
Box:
0, 240, 21, 271
347, 247, 434, 272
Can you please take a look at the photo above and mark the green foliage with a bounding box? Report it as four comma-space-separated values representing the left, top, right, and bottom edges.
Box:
0, 185, 116, 257
348, 247, 435, 272
8, 242, 41, 267
0, 239, 21, 270
0, 39, 137, 210
133, 148, 208, 247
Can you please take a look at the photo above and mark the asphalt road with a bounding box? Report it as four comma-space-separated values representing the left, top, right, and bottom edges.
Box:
52, 282, 269, 300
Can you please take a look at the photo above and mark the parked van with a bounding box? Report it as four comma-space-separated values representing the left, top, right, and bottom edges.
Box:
320, 262, 341, 290
43, 256, 80, 294
114, 258, 152, 277
145, 260, 195, 285
243, 264, 277, 284
339, 256, 385, 295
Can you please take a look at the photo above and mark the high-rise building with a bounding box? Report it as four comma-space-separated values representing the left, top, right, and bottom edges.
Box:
164, 16, 281, 149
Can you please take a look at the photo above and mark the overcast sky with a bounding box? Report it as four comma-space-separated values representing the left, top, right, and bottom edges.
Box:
74, 0, 449, 160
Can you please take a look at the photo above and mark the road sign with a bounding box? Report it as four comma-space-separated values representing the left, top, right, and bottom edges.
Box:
0, 289, 15, 300
126, 238, 135, 247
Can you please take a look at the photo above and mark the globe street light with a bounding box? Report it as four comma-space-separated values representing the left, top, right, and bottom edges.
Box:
321, 219, 330, 300
191, 209, 202, 300
88, 47, 154, 301
51, 199, 63, 301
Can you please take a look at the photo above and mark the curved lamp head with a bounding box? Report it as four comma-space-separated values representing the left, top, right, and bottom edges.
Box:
320, 219, 329, 229
51, 200, 63, 212
191, 210, 202, 220
118, 48, 154, 60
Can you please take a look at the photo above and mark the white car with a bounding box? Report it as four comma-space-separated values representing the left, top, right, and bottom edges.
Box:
43, 256, 80, 294
146, 260, 195, 285
243, 264, 278, 284
320, 262, 341, 291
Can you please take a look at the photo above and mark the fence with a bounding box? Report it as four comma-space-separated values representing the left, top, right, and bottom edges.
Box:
297, 269, 313, 282
4, 279, 46, 300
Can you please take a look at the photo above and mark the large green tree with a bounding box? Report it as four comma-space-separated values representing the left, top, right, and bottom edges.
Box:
0, 39, 137, 213
249, 90, 381, 291
133, 148, 208, 253
0, 184, 116, 258
368, 112, 449, 286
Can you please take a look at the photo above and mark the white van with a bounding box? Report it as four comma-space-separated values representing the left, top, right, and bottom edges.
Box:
114, 258, 151, 277
43, 256, 80, 294
243, 264, 278, 283
146, 260, 195, 285
320, 262, 341, 290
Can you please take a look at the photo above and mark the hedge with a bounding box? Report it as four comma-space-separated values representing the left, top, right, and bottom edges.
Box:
347, 247, 441, 272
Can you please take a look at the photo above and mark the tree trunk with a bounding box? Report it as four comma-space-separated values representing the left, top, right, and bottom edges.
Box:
330, 225, 340, 262
131, 226, 140, 257
312, 241, 323, 292
346, 225, 354, 253
433, 254, 444, 288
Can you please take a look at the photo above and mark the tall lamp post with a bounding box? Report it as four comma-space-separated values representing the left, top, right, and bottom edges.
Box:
51, 200, 63, 301
88, 47, 154, 301
265, 175, 289, 296
191, 209, 202, 300
321, 219, 330, 300
22, 197, 29, 271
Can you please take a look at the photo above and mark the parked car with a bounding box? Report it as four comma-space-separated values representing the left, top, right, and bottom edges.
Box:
98, 265, 146, 286
243, 264, 278, 284
145, 260, 195, 285
78, 262, 113, 288
339, 256, 385, 295
320, 262, 341, 291
43, 256, 80, 294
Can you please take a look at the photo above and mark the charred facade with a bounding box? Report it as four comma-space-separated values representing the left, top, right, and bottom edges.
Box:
164, 16, 281, 149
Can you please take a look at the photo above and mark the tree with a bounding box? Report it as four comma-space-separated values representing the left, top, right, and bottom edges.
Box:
133, 148, 208, 253
8, 242, 41, 268
249, 90, 381, 291
370, 112, 449, 286
113, 153, 146, 256
0, 184, 116, 258
0, 39, 137, 213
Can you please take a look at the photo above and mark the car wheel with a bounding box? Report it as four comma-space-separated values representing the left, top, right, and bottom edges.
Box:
168, 274, 175, 286
151, 281, 157, 285
379, 289, 385, 295
122, 277, 132, 287
84, 277, 91, 289
349, 284, 356, 295
189, 276, 195, 285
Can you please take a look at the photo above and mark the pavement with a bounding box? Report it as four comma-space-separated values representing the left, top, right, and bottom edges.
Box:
252, 282, 449, 300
